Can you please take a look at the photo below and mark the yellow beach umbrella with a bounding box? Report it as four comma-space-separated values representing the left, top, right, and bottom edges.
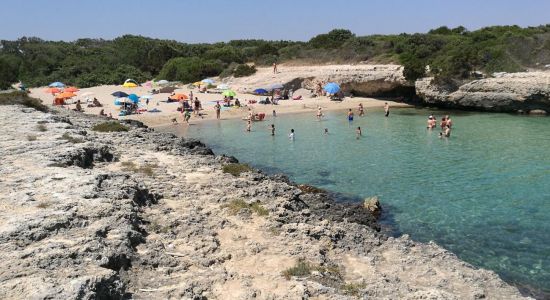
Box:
122, 82, 138, 88
193, 81, 202, 86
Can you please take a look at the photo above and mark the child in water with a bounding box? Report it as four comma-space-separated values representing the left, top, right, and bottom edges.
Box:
270, 124, 275, 136
356, 126, 362, 139
324, 128, 329, 135
289, 129, 295, 140
246, 120, 251, 132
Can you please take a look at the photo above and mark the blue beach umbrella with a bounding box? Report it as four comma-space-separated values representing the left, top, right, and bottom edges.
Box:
323, 82, 340, 94
128, 94, 140, 103
254, 88, 269, 95
49, 82, 65, 88
201, 78, 215, 84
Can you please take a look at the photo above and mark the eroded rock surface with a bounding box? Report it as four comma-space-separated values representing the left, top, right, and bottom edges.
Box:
0, 105, 529, 299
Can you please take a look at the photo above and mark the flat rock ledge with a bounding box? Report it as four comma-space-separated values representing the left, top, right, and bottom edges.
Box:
0, 105, 529, 299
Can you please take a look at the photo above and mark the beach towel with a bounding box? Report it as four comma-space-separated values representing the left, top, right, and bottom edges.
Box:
148, 108, 161, 113
292, 95, 302, 100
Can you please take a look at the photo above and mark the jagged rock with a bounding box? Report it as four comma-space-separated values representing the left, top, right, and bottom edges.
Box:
363, 196, 382, 216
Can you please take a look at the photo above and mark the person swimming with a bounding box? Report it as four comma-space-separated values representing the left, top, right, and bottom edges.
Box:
289, 129, 295, 140
347, 109, 354, 121
270, 124, 275, 136
356, 126, 362, 139
324, 128, 329, 135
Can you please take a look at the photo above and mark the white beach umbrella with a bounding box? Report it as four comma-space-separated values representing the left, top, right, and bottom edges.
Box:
217, 84, 230, 90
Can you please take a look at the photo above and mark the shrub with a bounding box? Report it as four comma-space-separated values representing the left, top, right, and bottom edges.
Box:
36, 124, 47, 132
26, 134, 37, 141
282, 259, 312, 280
92, 121, 129, 132
222, 163, 252, 176
157, 57, 224, 83
58, 132, 84, 143
120, 161, 158, 176
233, 64, 256, 77
0, 92, 48, 112
341, 282, 367, 296
223, 199, 269, 216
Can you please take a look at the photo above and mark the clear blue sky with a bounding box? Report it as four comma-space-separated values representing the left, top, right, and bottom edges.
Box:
1, 0, 549, 42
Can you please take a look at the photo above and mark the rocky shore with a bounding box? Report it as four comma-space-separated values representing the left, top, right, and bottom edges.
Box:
0, 103, 530, 299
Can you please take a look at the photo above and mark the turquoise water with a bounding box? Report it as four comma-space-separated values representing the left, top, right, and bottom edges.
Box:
179, 108, 550, 296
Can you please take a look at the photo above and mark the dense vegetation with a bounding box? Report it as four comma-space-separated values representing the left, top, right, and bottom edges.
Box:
1, 24, 549, 89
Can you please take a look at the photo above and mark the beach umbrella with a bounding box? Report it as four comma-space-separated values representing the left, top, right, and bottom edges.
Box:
157, 79, 169, 85
64, 86, 79, 93
323, 82, 340, 94
111, 91, 129, 98
217, 83, 230, 90
55, 92, 76, 99
169, 93, 188, 101
123, 82, 138, 88
201, 78, 214, 84
192, 81, 202, 86
114, 98, 132, 105
140, 94, 154, 99
222, 90, 237, 97
49, 82, 65, 88
159, 86, 177, 93
254, 88, 269, 95
128, 94, 140, 103
44, 87, 61, 94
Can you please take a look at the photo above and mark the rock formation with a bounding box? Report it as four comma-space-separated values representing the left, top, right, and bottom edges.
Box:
415, 72, 550, 113
0, 104, 530, 299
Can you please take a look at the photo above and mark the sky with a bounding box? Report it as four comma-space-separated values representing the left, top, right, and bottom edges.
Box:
1, 0, 549, 43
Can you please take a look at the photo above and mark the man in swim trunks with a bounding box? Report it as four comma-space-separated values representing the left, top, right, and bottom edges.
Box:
347, 109, 354, 121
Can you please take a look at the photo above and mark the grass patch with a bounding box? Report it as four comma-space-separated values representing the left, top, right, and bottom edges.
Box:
36, 124, 47, 132
92, 121, 129, 132
36, 202, 51, 209
58, 132, 84, 143
147, 219, 171, 234
223, 199, 269, 216
282, 259, 342, 280
121, 161, 158, 176
222, 163, 252, 176
341, 282, 367, 297
0, 91, 48, 112
26, 134, 37, 141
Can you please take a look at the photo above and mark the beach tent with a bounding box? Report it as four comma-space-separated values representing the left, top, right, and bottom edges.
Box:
157, 80, 169, 85
201, 78, 215, 84
192, 81, 202, 86
222, 90, 237, 97
323, 82, 340, 94
49, 82, 65, 88
123, 82, 138, 88
217, 83, 230, 90
127, 94, 140, 103
111, 91, 129, 98
169, 94, 188, 101
159, 86, 177, 93
254, 88, 269, 95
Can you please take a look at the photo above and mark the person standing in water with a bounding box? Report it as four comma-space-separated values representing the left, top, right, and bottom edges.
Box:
356, 126, 362, 139
214, 101, 221, 119
317, 107, 323, 120
324, 128, 329, 135
246, 120, 251, 132
440, 116, 447, 129
384, 102, 390, 117
358, 103, 364, 116
272, 110, 277, 117
347, 109, 354, 122
270, 124, 275, 136
289, 129, 295, 140
445, 115, 452, 128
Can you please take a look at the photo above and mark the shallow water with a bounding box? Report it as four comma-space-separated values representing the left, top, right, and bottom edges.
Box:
178, 108, 550, 295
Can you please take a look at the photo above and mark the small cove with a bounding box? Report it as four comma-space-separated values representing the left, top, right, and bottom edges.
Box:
163, 107, 550, 297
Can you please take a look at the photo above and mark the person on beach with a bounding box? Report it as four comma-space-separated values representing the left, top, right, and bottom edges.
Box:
347, 109, 354, 121
214, 101, 221, 119
289, 129, 295, 140
234, 98, 241, 107
184, 109, 191, 123
356, 126, 362, 139
272, 110, 277, 117
384, 102, 390, 117
273, 62, 278, 74
108, 112, 113, 118
99, 109, 105, 116
324, 128, 329, 135
145, 98, 149, 106
193, 97, 201, 115
75, 100, 83, 112
246, 120, 251, 132
358, 103, 364, 116
317, 107, 323, 120
270, 124, 275, 136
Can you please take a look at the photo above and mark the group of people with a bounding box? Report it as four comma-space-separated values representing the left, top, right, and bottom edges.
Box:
428, 114, 452, 137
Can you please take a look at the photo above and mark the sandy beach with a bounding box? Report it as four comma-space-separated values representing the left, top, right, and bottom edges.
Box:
30, 81, 410, 129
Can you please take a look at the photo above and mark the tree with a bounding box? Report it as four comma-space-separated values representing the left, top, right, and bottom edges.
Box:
157, 57, 223, 83
309, 29, 355, 49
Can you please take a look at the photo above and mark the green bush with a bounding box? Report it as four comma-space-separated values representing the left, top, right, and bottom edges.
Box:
157, 57, 223, 83
233, 64, 256, 77
222, 199, 269, 216
0, 92, 48, 112
91, 121, 129, 132
58, 132, 84, 143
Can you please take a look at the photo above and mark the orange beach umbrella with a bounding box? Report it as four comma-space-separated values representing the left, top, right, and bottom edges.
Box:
64, 86, 79, 93
44, 87, 61, 94
55, 92, 77, 99
169, 94, 188, 100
